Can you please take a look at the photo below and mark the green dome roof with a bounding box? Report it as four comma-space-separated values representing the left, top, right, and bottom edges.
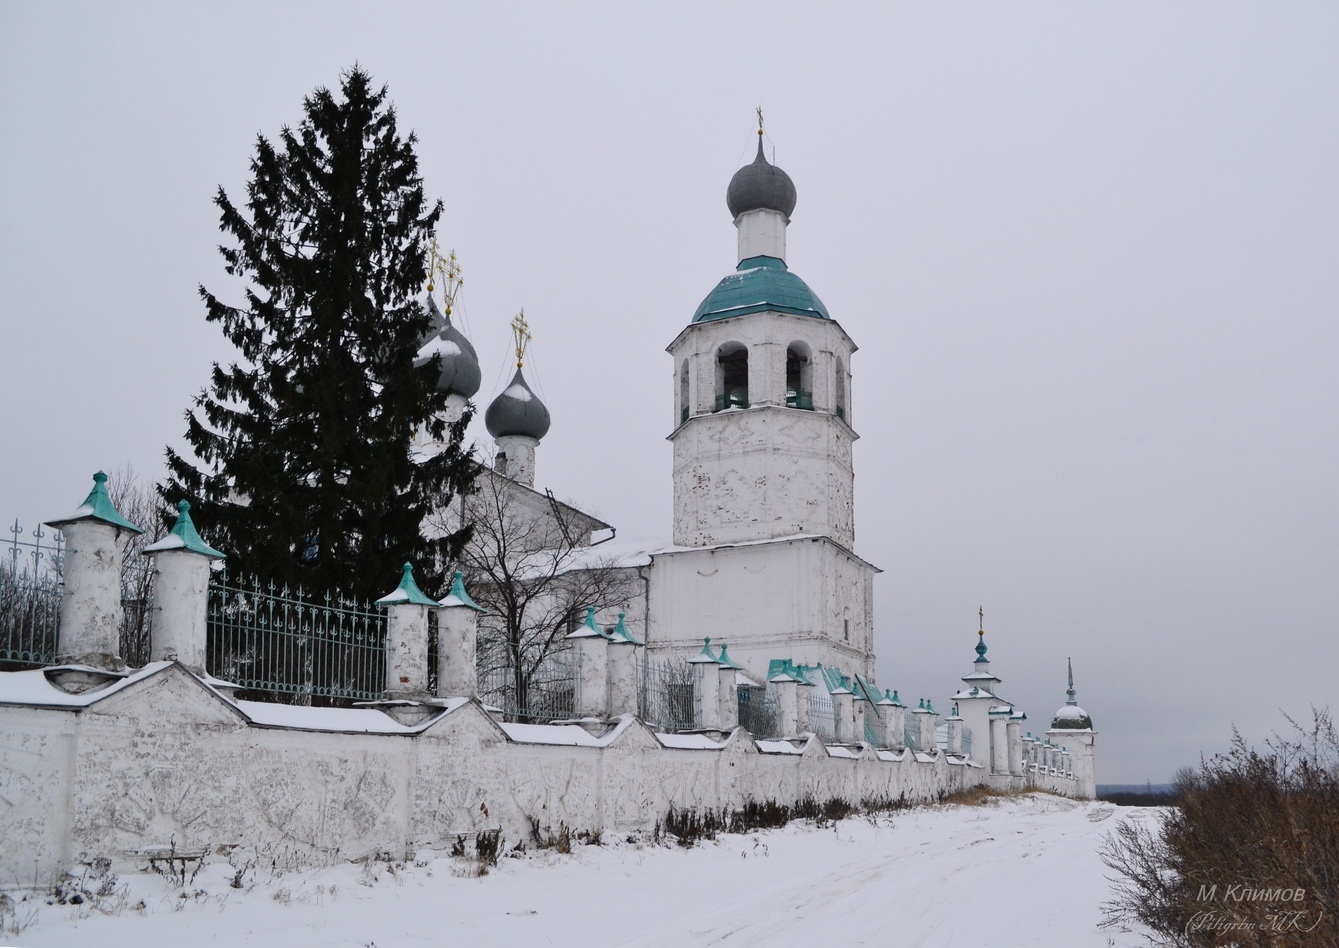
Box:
692, 256, 830, 323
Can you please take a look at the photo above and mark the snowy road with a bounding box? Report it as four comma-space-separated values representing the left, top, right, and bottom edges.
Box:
10, 794, 1158, 947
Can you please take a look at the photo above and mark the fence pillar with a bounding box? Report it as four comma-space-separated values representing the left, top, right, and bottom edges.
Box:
876, 690, 905, 749
687, 637, 721, 731
945, 706, 964, 755
143, 500, 224, 674
914, 700, 939, 753
1006, 715, 1024, 776
436, 570, 486, 699
989, 712, 1010, 773
797, 678, 815, 734
45, 472, 142, 676
832, 677, 856, 743
715, 643, 741, 732
606, 612, 640, 716
772, 675, 799, 737
375, 563, 439, 701
566, 606, 610, 718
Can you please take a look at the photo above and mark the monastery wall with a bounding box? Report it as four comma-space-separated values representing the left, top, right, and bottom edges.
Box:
0, 662, 992, 885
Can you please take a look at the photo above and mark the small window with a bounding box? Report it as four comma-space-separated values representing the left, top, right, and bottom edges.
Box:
844, 619, 850, 642
679, 359, 691, 423
834, 356, 847, 421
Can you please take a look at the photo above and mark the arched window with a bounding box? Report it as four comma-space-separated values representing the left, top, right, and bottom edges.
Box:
786, 342, 813, 410
834, 356, 847, 421
715, 342, 748, 411
679, 359, 691, 424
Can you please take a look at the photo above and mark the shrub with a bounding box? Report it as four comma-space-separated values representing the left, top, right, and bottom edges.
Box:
1101, 709, 1338, 947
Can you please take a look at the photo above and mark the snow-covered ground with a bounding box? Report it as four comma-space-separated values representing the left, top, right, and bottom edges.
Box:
7, 793, 1158, 947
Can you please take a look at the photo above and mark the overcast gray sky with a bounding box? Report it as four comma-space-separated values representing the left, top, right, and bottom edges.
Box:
3, 2, 1335, 783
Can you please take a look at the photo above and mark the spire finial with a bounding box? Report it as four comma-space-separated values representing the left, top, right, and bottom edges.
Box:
511, 310, 531, 368
1066, 657, 1078, 705
975, 607, 988, 663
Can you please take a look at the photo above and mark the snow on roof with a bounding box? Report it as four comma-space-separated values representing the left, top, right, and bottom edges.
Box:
875, 749, 906, 762
501, 382, 532, 402
755, 739, 805, 755
825, 745, 860, 759
502, 722, 607, 747
0, 663, 171, 708
239, 700, 430, 734
657, 732, 725, 750
557, 539, 657, 571
914, 752, 937, 763
501, 714, 639, 748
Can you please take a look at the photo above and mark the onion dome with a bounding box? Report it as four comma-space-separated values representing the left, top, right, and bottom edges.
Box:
1051, 658, 1094, 730
416, 295, 481, 399
727, 136, 797, 219
485, 367, 550, 441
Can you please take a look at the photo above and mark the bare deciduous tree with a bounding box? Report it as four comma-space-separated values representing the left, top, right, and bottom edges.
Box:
440, 468, 636, 721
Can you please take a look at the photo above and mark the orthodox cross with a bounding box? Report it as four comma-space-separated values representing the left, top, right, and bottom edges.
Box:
511, 310, 532, 368
426, 240, 463, 316
756, 105, 764, 136
978, 606, 984, 634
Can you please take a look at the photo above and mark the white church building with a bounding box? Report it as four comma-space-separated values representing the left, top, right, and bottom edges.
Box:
0, 132, 1096, 885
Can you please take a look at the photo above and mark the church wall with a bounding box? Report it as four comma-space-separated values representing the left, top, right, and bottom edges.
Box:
646, 537, 875, 681
670, 408, 856, 548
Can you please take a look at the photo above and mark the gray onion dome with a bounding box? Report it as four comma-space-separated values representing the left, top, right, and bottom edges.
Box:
727, 137, 797, 219
485, 367, 550, 440
415, 297, 481, 399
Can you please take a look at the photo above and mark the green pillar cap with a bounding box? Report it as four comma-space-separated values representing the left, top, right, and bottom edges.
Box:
143, 499, 225, 558
45, 471, 144, 534
611, 611, 642, 645
440, 569, 488, 612
716, 642, 742, 669
687, 636, 720, 664
376, 562, 441, 607
926, 699, 936, 714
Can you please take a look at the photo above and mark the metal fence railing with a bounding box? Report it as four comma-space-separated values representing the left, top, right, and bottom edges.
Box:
638, 656, 696, 731
738, 684, 779, 738
205, 578, 386, 704
1, 520, 155, 670
476, 637, 577, 723
808, 687, 838, 743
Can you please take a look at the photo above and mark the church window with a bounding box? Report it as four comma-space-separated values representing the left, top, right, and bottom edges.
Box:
834, 356, 847, 421
786, 342, 813, 410
679, 359, 690, 424
714, 342, 748, 411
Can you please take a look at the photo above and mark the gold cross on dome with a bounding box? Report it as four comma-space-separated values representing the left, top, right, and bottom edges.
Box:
511, 310, 532, 368
978, 606, 984, 633
426, 242, 463, 316
756, 105, 764, 136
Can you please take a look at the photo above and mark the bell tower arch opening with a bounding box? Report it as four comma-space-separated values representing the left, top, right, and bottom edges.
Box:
715, 342, 749, 411
786, 341, 813, 410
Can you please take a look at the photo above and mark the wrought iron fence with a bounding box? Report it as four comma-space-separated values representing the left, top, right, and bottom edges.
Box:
638, 656, 696, 731
738, 683, 779, 738
476, 636, 576, 723
808, 687, 838, 743
206, 578, 386, 704
1, 519, 154, 669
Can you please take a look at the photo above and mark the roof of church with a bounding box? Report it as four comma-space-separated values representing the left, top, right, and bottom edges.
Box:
485, 367, 551, 441
416, 311, 481, 401
727, 136, 797, 219
692, 256, 830, 323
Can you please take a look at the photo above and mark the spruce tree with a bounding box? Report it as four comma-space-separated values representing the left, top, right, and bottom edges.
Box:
163, 67, 475, 600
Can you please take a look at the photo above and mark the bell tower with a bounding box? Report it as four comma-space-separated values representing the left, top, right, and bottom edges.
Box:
650, 124, 876, 681
667, 128, 858, 549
